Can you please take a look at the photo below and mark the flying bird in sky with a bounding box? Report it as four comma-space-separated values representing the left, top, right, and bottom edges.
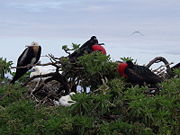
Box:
10, 42, 41, 84
130, 30, 144, 36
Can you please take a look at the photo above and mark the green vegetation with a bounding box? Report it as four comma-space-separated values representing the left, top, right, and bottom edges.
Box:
0, 58, 13, 81
0, 52, 179, 135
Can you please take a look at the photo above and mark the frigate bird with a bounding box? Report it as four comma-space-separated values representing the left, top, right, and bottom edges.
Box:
117, 61, 162, 87
130, 30, 144, 36
68, 36, 106, 61
10, 42, 41, 84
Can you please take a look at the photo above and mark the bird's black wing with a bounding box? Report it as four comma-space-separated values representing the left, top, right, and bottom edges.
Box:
79, 36, 98, 50
69, 42, 91, 58
69, 36, 98, 59
138, 66, 162, 84
126, 65, 162, 85
125, 67, 145, 84
17, 47, 35, 66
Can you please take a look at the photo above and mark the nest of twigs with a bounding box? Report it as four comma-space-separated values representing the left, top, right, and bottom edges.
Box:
22, 56, 175, 106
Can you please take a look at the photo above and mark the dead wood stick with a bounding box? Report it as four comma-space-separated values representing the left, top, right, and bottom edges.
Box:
146, 56, 171, 74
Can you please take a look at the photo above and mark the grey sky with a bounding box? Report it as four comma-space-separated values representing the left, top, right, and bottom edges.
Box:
0, 0, 180, 65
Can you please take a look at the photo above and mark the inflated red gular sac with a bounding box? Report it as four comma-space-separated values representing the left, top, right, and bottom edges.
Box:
117, 62, 128, 78
117, 61, 162, 88
91, 44, 106, 55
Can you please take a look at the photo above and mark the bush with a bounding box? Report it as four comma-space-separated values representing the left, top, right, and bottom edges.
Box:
0, 57, 13, 81
0, 53, 179, 134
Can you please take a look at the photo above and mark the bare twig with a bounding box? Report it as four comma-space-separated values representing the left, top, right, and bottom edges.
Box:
146, 56, 172, 76
11, 62, 60, 69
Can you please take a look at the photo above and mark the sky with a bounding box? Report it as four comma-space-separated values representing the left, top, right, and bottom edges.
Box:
0, 0, 180, 67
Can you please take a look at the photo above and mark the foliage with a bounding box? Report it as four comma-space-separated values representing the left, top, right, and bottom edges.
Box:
0, 84, 26, 107
0, 53, 179, 134
60, 51, 118, 91
0, 57, 30, 84
76, 52, 118, 90
120, 57, 134, 62
172, 69, 180, 78
10, 71, 31, 84
0, 58, 13, 81
62, 43, 81, 54
120, 57, 138, 65
0, 76, 179, 135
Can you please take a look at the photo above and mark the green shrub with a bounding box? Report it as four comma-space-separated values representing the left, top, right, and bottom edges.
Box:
0, 54, 179, 135
0, 57, 13, 81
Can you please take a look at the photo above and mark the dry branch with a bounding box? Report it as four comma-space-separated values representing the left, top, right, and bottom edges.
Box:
146, 56, 171, 70
146, 56, 173, 78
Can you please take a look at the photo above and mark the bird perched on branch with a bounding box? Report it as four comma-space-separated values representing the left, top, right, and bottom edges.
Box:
68, 36, 106, 61
10, 42, 41, 84
117, 61, 162, 87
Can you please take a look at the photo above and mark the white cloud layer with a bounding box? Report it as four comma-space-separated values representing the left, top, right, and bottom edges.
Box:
0, 0, 179, 64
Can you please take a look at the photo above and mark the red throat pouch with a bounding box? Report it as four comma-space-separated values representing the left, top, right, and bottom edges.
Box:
117, 63, 128, 78
91, 45, 106, 55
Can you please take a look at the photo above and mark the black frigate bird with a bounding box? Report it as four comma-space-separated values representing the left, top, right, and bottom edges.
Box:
117, 61, 162, 87
67, 36, 106, 92
10, 42, 41, 84
68, 36, 106, 62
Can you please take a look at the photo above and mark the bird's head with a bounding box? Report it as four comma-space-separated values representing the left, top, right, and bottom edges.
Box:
90, 36, 97, 40
29, 67, 40, 74
126, 60, 134, 68
31, 41, 39, 46
25, 41, 40, 47
98, 43, 105, 46
89, 36, 98, 45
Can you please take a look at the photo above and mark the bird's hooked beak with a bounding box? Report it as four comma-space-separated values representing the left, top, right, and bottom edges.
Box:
25, 45, 31, 48
98, 43, 105, 46
25, 41, 40, 47
28, 68, 36, 72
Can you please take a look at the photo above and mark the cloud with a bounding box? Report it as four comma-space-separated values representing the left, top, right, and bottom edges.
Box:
7, 1, 66, 13
0, 0, 179, 41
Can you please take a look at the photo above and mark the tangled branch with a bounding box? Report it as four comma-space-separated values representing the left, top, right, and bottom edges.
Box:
146, 56, 173, 79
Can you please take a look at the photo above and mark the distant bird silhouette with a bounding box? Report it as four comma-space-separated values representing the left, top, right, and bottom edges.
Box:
130, 31, 144, 36
117, 61, 162, 87
10, 42, 41, 84
68, 36, 106, 61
